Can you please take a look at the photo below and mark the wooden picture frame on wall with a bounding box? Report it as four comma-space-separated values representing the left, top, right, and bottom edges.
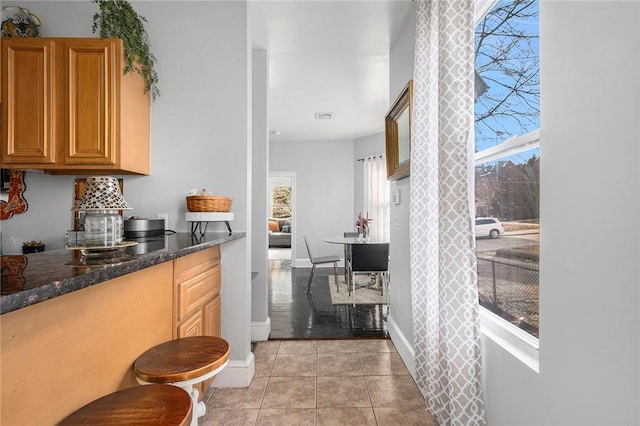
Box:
385, 80, 413, 181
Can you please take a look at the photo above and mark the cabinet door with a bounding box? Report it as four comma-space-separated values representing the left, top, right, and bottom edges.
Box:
177, 310, 203, 338
203, 295, 221, 337
1, 39, 57, 164
176, 265, 219, 322
64, 39, 117, 165
201, 295, 221, 394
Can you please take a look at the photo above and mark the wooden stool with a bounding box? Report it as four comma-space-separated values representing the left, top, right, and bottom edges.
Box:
59, 384, 192, 425
134, 336, 230, 426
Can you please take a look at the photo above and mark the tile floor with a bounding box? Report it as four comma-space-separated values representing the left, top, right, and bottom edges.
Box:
202, 339, 438, 426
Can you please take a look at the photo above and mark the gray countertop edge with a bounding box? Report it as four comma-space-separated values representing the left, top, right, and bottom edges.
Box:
1, 232, 245, 315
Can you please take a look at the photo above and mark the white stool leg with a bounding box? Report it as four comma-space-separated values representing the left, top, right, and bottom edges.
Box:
181, 383, 205, 426
136, 359, 228, 426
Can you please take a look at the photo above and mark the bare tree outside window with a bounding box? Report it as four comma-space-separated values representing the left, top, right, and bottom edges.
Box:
475, 0, 539, 151
474, 0, 540, 338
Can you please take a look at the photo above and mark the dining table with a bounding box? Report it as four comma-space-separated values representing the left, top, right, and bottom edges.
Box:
323, 236, 390, 306
322, 236, 389, 280
322, 236, 388, 245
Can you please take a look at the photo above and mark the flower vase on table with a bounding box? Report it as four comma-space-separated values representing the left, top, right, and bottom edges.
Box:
356, 212, 371, 242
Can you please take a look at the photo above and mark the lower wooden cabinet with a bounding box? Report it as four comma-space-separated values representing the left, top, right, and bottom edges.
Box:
0, 262, 174, 426
0, 246, 224, 425
173, 246, 222, 396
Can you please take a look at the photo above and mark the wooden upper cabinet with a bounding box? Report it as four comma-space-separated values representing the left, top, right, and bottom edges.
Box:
1, 38, 150, 175
1, 38, 57, 164
65, 40, 117, 166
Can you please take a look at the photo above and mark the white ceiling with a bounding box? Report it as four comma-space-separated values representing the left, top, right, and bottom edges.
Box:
249, 1, 413, 142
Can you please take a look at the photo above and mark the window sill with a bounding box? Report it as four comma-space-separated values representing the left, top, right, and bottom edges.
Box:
480, 307, 539, 373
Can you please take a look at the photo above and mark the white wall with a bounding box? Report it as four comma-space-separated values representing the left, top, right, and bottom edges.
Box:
270, 139, 354, 265
386, 2, 416, 373
251, 49, 270, 341
0, 173, 76, 252
2, 0, 255, 386
388, 1, 640, 424
482, 1, 640, 424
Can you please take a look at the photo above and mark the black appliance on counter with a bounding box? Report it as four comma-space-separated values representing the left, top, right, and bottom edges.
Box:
124, 217, 165, 238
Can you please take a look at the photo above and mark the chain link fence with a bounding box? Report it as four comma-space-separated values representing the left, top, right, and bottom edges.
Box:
477, 255, 539, 337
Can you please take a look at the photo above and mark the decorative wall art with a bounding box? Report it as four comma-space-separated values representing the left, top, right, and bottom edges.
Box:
1, 6, 41, 38
0, 170, 28, 220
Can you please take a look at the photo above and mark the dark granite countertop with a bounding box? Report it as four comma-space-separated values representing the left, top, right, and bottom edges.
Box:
0, 232, 245, 315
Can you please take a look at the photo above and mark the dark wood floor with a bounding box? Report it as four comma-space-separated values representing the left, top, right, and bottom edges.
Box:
268, 257, 389, 340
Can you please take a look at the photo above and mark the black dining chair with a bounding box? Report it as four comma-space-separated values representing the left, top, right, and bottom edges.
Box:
342, 232, 359, 279
348, 243, 390, 306
304, 236, 340, 294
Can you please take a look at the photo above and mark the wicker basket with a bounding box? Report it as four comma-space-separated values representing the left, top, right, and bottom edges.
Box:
186, 195, 233, 212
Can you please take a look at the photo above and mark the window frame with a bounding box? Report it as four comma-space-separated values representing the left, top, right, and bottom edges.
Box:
475, 130, 540, 372
473, 0, 540, 371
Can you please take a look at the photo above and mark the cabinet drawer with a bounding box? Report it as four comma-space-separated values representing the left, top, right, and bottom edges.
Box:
176, 264, 221, 322
175, 246, 220, 276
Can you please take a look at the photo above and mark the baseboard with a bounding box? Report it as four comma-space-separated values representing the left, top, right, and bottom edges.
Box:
251, 317, 271, 342
294, 258, 310, 268
211, 353, 255, 388
387, 314, 416, 379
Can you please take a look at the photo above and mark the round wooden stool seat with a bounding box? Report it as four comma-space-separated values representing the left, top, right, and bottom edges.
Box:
59, 384, 192, 426
134, 336, 230, 384
134, 336, 230, 426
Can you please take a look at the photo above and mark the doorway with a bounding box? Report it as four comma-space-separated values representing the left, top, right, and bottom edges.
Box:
268, 172, 295, 262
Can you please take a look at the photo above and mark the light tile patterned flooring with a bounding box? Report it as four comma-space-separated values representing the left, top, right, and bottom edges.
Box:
202, 339, 438, 426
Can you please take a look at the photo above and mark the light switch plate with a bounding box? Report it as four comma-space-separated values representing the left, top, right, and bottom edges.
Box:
157, 213, 168, 229
392, 189, 400, 205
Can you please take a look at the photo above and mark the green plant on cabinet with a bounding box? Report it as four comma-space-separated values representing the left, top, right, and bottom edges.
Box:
91, 0, 159, 100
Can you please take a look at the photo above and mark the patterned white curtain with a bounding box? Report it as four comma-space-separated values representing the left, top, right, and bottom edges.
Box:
363, 156, 390, 242
410, 1, 486, 425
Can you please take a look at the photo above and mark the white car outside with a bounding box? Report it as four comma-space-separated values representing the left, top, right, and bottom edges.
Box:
475, 217, 504, 239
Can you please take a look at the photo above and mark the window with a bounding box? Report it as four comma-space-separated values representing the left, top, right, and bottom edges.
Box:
362, 156, 391, 242
271, 185, 291, 219
474, 0, 540, 339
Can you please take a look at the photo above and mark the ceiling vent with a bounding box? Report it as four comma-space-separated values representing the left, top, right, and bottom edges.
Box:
314, 112, 333, 120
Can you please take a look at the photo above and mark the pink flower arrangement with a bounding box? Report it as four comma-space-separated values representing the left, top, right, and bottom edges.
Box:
356, 212, 372, 235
